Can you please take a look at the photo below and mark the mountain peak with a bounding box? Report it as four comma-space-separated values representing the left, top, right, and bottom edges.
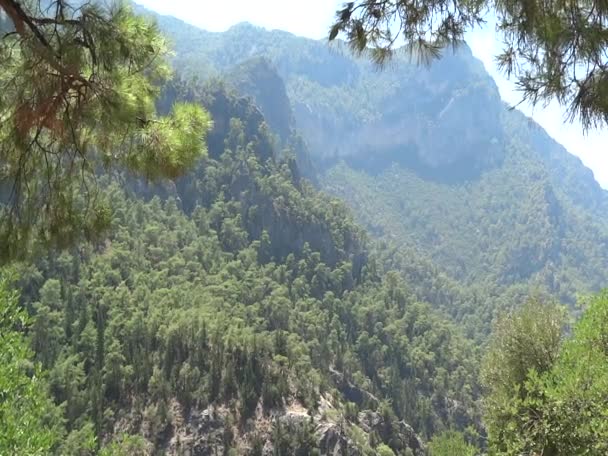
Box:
226, 21, 260, 32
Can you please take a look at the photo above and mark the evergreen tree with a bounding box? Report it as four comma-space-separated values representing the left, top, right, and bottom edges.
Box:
482, 294, 608, 454
330, 0, 608, 130
0, 0, 211, 261
0, 276, 62, 454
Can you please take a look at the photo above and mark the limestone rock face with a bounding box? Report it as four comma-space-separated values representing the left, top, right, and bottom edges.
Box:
167, 406, 228, 456
317, 421, 363, 456
149, 399, 425, 455
359, 410, 426, 456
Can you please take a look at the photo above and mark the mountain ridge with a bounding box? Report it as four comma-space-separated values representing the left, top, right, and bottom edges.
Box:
139, 7, 608, 304
16, 80, 480, 455
139, 7, 607, 197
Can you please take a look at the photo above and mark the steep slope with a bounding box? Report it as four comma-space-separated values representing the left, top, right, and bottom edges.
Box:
18, 83, 480, 454
322, 103, 608, 302
139, 11, 608, 303
223, 57, 317, 181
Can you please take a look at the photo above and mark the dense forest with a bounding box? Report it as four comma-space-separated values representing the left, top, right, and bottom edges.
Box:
4, 80, 481, 455
1, 1, 608, 455
145, 15, 608, 306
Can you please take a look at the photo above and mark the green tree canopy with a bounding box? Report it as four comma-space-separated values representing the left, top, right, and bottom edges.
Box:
481, 296, 566, 400
0, 0, 211, 262
428, 430, 477, 456
329, 0, 608, 129
481, 297, 566, 454
0, 275, 61, 455
482, 293, 608, 454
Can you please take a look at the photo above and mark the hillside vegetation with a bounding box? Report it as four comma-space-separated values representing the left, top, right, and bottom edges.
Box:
2, 3, 608, 455
7, 84, 480, 454
145, 15, 608, 306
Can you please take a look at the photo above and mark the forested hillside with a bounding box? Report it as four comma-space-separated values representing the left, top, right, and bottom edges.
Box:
3, 2, 608, 455
6, 82, 481, 454
143, 13, 608, 305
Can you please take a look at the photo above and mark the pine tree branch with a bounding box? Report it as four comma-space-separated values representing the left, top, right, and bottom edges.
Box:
0, 0, 92, 87
0, 0, 53, 51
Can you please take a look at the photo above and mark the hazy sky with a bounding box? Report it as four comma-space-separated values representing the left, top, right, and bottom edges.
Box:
137, 0, 608, 189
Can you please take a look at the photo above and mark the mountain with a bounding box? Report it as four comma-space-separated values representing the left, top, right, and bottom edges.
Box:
9, 5, 608, 454
140, 11, 608, 305
16, 80, 481, 454
223, 56, 318, 181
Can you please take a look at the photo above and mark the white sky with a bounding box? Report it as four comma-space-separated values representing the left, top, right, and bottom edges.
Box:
137, 0, 608, 189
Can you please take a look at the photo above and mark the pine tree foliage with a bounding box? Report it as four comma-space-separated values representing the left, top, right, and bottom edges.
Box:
330, 0, 608, 129
0, 275, 61, 455
0, 1, 211, 262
